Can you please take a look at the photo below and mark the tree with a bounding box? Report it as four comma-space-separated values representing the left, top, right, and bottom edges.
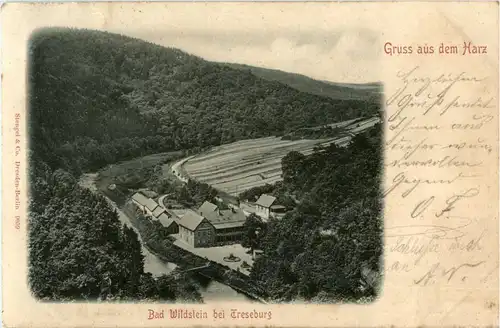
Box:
28, 28, 382, 302
241, 214, 266, 252
281, 151, 306, 191
119, 225, 145, 296
176, 186, 193, 207
251, 126, 383, 302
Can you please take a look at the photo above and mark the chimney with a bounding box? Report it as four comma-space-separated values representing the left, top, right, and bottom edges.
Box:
218, 209, 222, 216
231, 208, 236, 213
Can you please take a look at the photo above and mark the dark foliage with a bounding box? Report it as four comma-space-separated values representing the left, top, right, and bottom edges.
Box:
29, 156, 203, 301
28, 27, 382, 302
238, 184, 276, 202
224, 63, 382, 102
250, 124, 383, 303
29, 165, 141, 300
30, 28, 380, 174
241, 214, 267, 251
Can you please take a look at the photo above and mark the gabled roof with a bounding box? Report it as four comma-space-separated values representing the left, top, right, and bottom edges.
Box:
198, 201, 218, 216
212, 221, 246, 229
152, 206, 166, 218
164, 208, 180, 219
140, 189, 158, 199
204, 207, 247, 230
144, 198, 159, 211
256, 194, 277, 208
178, 210, 209, 231
216, 195, 239, 206
169, 209, 186, 219
158, 213, 177, 229
132, 193, 149, 206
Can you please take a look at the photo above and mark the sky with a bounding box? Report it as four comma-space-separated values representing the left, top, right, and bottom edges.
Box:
113, 27, 381, 84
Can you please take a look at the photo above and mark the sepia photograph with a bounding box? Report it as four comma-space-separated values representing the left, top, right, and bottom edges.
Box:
28, 26, 383, 304
2, 2, 498, 327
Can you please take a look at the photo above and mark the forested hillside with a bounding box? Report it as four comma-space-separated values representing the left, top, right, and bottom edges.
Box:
224, 63, 382, 102
28, 162, 201, 302
30, 28, 380, 175
250, 125, 383, 303
28, 27, 382, 301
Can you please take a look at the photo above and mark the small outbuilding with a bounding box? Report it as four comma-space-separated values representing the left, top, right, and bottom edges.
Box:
157, 213, 179, 235
255, 194, 277, 220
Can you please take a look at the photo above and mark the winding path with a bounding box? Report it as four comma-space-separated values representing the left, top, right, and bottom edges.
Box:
170, 155, 195, 183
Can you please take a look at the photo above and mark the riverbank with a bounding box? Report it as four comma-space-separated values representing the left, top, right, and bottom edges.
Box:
123, 201, 268, 303
79, 173, 178, 276
141, 242, 263, 303
79, 173, 256, 303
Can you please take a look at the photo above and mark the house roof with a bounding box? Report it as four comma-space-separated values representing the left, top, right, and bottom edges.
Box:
170, 209, 187, 218
204, 207, 247, 230
198, 201, 218, 216
158, 213, 178, 229
164, 208, 180, 218
144, 198, 159, 211
256, 194, 277, 208
215, 195, 239, 206
132, 193, 149, 206
152, 206, 166, 218
139, 189, 158, 199
178, 210, 208, 231
212, 221, 246, 230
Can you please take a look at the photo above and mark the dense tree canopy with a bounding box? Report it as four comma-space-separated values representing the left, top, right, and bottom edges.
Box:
250, 125, 383, 303
28, 28, 382, 302
241, 213, 267, 252
30, 166, 138, 300
29, 154, 203, 301
30, 28, 381, 174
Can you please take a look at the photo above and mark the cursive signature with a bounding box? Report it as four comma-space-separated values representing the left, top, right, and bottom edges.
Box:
435, 187, 480, 217
414, 261, 486, 286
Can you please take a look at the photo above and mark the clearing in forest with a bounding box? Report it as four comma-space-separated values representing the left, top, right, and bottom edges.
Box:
183, 117, 380, 196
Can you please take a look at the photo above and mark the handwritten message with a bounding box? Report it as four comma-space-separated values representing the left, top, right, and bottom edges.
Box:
384, 63, 496, 287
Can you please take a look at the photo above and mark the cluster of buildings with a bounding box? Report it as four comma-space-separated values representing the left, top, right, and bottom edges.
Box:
131, 192, 286, 248
131, 193, 179, 234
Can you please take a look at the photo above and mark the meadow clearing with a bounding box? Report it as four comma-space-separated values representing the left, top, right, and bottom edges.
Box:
95, 151, 184, 205
183, 116, 380, 196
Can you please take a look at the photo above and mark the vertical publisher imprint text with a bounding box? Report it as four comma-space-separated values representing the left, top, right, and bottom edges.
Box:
14, 113, 21, 229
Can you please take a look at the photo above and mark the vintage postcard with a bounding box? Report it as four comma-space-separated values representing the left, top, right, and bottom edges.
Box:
1, 2, 498, 327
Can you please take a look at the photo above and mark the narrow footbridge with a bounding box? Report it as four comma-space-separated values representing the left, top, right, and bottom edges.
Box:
172, 262, 212, 278
179, 262, 211, 273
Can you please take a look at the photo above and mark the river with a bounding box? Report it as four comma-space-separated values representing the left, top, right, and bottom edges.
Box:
79, 173, 252, 303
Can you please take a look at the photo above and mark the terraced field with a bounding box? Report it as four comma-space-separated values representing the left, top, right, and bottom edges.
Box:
183, 116, 380, 196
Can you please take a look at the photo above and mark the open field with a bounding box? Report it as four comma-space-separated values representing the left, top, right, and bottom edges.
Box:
183, 117, 380, 196
95, 151, 184, 205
